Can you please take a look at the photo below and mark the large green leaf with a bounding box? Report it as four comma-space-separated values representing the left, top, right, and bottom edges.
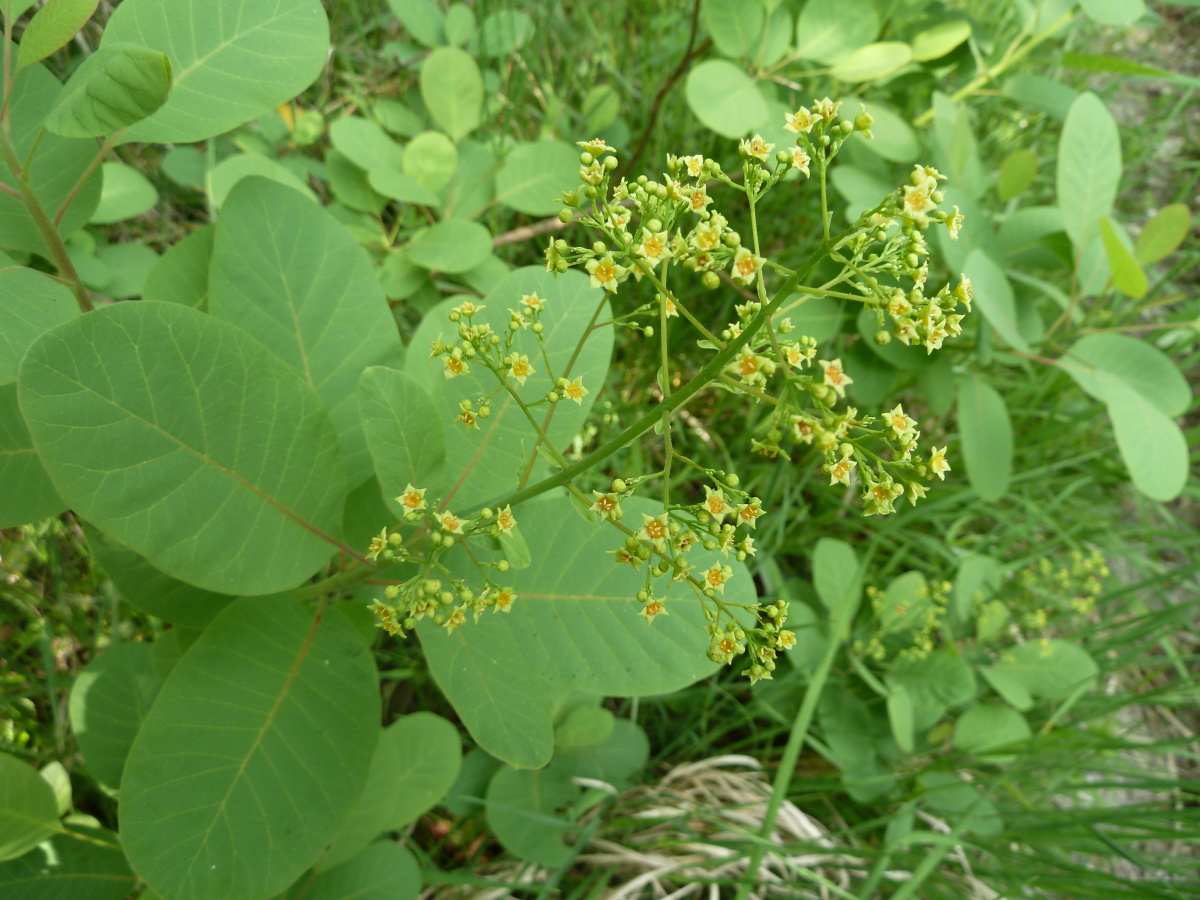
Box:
120, 597, 380, 900
794, 0, 878, 63
961, 249, 1031, 354
1101, 374, 1189, 501
702, 0, 764, 60
68, 642, 161, 789
102, 0, 329, 143
210, 178, 402, 487
287, 842, 420, 900
953, 704, 1030, 761
0, 824, 136, 900
18, 301, 347, 595
142, 225, 214, 311
210, 154, 315, 208
84, 523, 234, 628
419, 496, 750, 768
442, 139, 496, 220
357, 367, 446, 519
956, 373, 1013, 502
990, 639, 1098, 700
403, 131, 457, 193
0, 61, 101, 253
45, 42, 172, 138
485, 766, 578, 866
494, 140, 578, 216
1063, 333, 1190, 418
406, 219, 492, 273
1057, 92, 1121, 255
0, 753, 58, 861
406, 267, 612, 511
16, 0, 100, 69
420, 47, 483, 141
685, 60, 769, 138
0, 268, 77, 385
0, 384, 63, 527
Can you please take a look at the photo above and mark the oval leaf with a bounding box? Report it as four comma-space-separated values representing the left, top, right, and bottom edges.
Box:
813, 537, 861, 632
0, 384, 63, 527
89, 162, 157, 224
407, 219, 493, 273
289, 842, 420, 900
0, 824, 135, 900
420, 47, 483, 141
103, 0, 329, 143
996, 148, 1037, 202
1135, 203, 1191, 266
685, 59, 768, 138
403, 131, 458, 193
0, 752, 58, 861
494, 140, 578, 216
794, 0, 878, 63
120, 597, 380, 900
1063, 332, 1190, 418
962, 248, 1031, 354
911, 19, 971, 61
991, 639, 1098, 700
18, 301, 347, 595
830, 42, 912, 83
702, 0, 765, 60
957, 373, 1013, 502
1102, 374, 1189, 501
16, 0, 100, 70
1099, 217, 1147, 298
1057, 92, 1121, 254
1080, 0, 1147, 26
0, 267, 77, 385
45, 42, 171, 138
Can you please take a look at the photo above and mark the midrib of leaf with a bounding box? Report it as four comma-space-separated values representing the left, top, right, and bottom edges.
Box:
57, 373, 359, 560
183, 605, 322, 883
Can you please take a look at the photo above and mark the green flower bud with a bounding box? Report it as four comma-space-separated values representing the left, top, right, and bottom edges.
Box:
558, 208, 574, 224
701, 271, 720, 290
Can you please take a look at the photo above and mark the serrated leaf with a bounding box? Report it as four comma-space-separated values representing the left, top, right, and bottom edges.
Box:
210, 177, 402, 486
68, 642, 161, 789
1135, 203, 1191, 265
103, 0, 329, 143
1099, 217, 1147, 297
957, 373, 1013, 502
419, 497, 750, 768
0, 752, 59, 861
420, 47, 482, 141
1057, 92, 1121, 254
16, 0, 100, 70
120, 597, 379, 900
494, 140, 578, 216
405, 267, 611, 511
685, 60, 768, 138
18, 302, 347, 595
794, 0, 878, 64
0, 823, 135, 900
45, 42, 171, 138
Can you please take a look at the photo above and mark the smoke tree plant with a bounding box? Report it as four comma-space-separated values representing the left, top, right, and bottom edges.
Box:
0, 2, 978, 899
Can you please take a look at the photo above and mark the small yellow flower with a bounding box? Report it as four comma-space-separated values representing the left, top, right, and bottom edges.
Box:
812, 97, 842, 121
443, 349, 469, 379
458, 408, 479, 430
453, 300, 484, 317
366, 527, 388, 560
639, 599, 668, 624
736, 498, 764, 529
438, 511, 464, 533
585, 253, 625, 293
637, 512, 671, 550
442, 608, 466, 632
730, 246, 765, 286
740, 133, 774, 162
396, 484, 427, 512
703, 485, 730, 520
690, 222, 721, 252
494, 505, 517, 536
634, 230, 671, 268
564, 376, 588, 405
682, 154, 704, 177
789, 147, 811, 176
776, 630, 796, 650
824, 457, 857, 486
521, 292, 546, 313
508, 354, 535, 386
493, 586, 516, 612
703, 563, 731, 593
885, 404, 917, 440
929, 446, 951, 480
688, 187, 712, 212
819, 358, 853, 397
947, 206, 964, 240
577, 138, 615, 155
784, 106, 815, 134
590, 491, 622, 520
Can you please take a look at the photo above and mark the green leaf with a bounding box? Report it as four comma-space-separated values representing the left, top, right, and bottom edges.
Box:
702, 0, 764, 60
1135, 203, 1191, 265
0, 752, 58, 861
877, 571, 931, 634
121, 597, 379, 900
910, 19, 972, 61
951, 553, 1000, 626
0, 384, 63, 527
1063, 333, 1190, 417
997, 148, 1037, 201
1004, 74, 1078, 121
0, 823, 136, 900
554, 705, 615, 751
321, 712, 460, 869
477, 9, 533, 57
90, 243, 154, 299
486, 765, 577, 866
326, 151, 386, 214
975, 600, 1010, 644
330, 117, 405, 172
142, 224, 214, 311
1057, 92, 1121, 254
979, 665, 1033, 710
45, 42, 171, 138
210, 178, 402, 487
387, 0, 444, 46
812, 538, 861, 633
16, 0, 100, 70
0, 61, 102, 253
991, 639, 1099, 700
582, 85, 619, 134
443, 139, 496, 220
918, 771, 1003, 837
375, 100, 423, 137
357, 367, 446, 518
556, 718, 649, 783
685, 60, 769, 138
830, 42, 913, 82
445, 4, 477, 46
161, 145, 206, 187
68, 642, 161, 789
403, 131, 457, 193
288, 843, 420, 900
0, 267, 77, 385
444, 746, 502, 818
953, 704, 1031, 761
888, 650, 975, 729
1099, 217, 1147, 298
957, 373, 1013, 502
961, 248, 1031, 354
83, 521, 234, 628
406, 267, 612, 511
419, 497, 750, 768
210, 153, 316, 208
420, 47, 483, 141
368, 167, 443, 207
18, 301, 347, 595
855, 103, 919, 163
89, 162, 157, 224
103, 0, 329, 143
887, 685, 915, 753
1080, 0, 1147, 26
494, 140, 578, 216
794, 0, 878, 64
1102, 374, 1189, 501
789, 297, 842, 343
407, 218, 493, 274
